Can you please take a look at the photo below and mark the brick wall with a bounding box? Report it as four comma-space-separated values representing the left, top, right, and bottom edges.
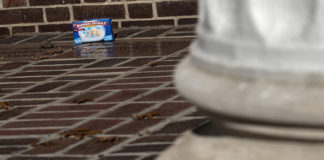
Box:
0, 0, 198, 37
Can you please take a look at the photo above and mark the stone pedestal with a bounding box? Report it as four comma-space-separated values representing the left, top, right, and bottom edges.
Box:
158, 0, 324, 159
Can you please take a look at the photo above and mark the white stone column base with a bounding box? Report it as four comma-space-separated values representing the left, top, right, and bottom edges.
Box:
157, 131, 324, 160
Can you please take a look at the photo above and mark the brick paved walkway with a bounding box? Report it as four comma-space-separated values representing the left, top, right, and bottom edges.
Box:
0, 25, 210, 160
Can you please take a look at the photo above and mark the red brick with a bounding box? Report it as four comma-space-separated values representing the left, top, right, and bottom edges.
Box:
154, 118, 210, 134
175, 27, 195, 32
7, 157, 86, 160
120, 57, 159, 67
65, 91, 109, 103
0, 138, 38, 146
93, 83, 161, 90
85, 0, 107, 2
75, 119, 122, 131
131, 135, 177, 144
0, 8, 43, 24
5, 93, 73, 99
132, 41, 159, 56
65, 138, 126, 155
115, 29, 141, 38
86, 58, 128, 68
2, 120, 78, 128
35, 59, 95, 65
29, 0, 80, 6
0, 88, 18, 94
122, 20, 174, 28
0, 27, 10, 37
112, 41, 132, 57
126, 71, 173, 78
110, 77, 172, 84
166, 83, 174, 88
8, 71, 65, 77
142, 66, 175, 72
73, 5, 125, 20
0, 129, 59, 135
60, 80, 104, 91
0, 62, 29, 71
135, 89, 177, 101
25, 81, 69, 92
0, 107, 33, 120
128, 3, 153, 18
186, 110, 209, 117
39, 24, 72, 33
12, 26, 36, 35
19, 111, 97, 119
5, 100, 54, 106
100, 156, 139, 160
69, 68, 132, 74
24, 139, 78, 155
154, 60, 179, 66
40, 104, 115, 112
115, 144, 170, 153
0, 147, 26, 154
174, 95, 186, 101
56, 75, 117, 81
102, 103, 153, 118
46, 7, 70, 22
0, 77, 51, 82
154, 102, 192, 117
178, 18, 198, 25
161, 39, 192, 55
133, 28, 170, 38
166, 32, 195, 37
3, 0, 27, 8
107, 119, 163, 134
99, 89, 147, 102
24, 65, 82, 71
156, 0, 197, 17
141, 155, 158, 160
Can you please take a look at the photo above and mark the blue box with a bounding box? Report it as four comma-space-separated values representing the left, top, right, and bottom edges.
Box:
72, 18, 114, 45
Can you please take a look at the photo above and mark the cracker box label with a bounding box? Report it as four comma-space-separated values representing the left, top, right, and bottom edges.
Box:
72, 18, 114, 45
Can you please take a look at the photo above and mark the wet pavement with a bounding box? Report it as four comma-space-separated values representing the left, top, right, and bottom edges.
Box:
0, 25, 210, 160
0, 26, 196, 61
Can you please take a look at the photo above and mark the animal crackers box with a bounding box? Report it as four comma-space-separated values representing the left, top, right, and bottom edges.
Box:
72, 18, 114, 45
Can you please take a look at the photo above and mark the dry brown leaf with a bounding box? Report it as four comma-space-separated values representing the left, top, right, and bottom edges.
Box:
73, 97, 94, 104
39, 140, 59, 146
33, 56, 50, 60
0, 102, 12, 110
31, 141, 38, 147
136, 111, 160, 120
31, 140, 58, 147
97, 137, 120, 143
60, 128, 101, 140
146, 61, 158, 67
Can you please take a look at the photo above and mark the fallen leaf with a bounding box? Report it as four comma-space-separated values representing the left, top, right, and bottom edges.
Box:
73, 97, 94, 104
136, 111, 160, 120
60, 128, 101, 140
31, 140, 59, 147
0, 102, 12, 110
97, 137, 120, 143
147, 62, 158, 67
33, 56, 50, 60
39, 140, 59, 146
31, 141, 38, 147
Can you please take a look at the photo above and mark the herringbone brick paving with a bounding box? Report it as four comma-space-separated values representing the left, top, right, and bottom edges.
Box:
0, 25, 209, 160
